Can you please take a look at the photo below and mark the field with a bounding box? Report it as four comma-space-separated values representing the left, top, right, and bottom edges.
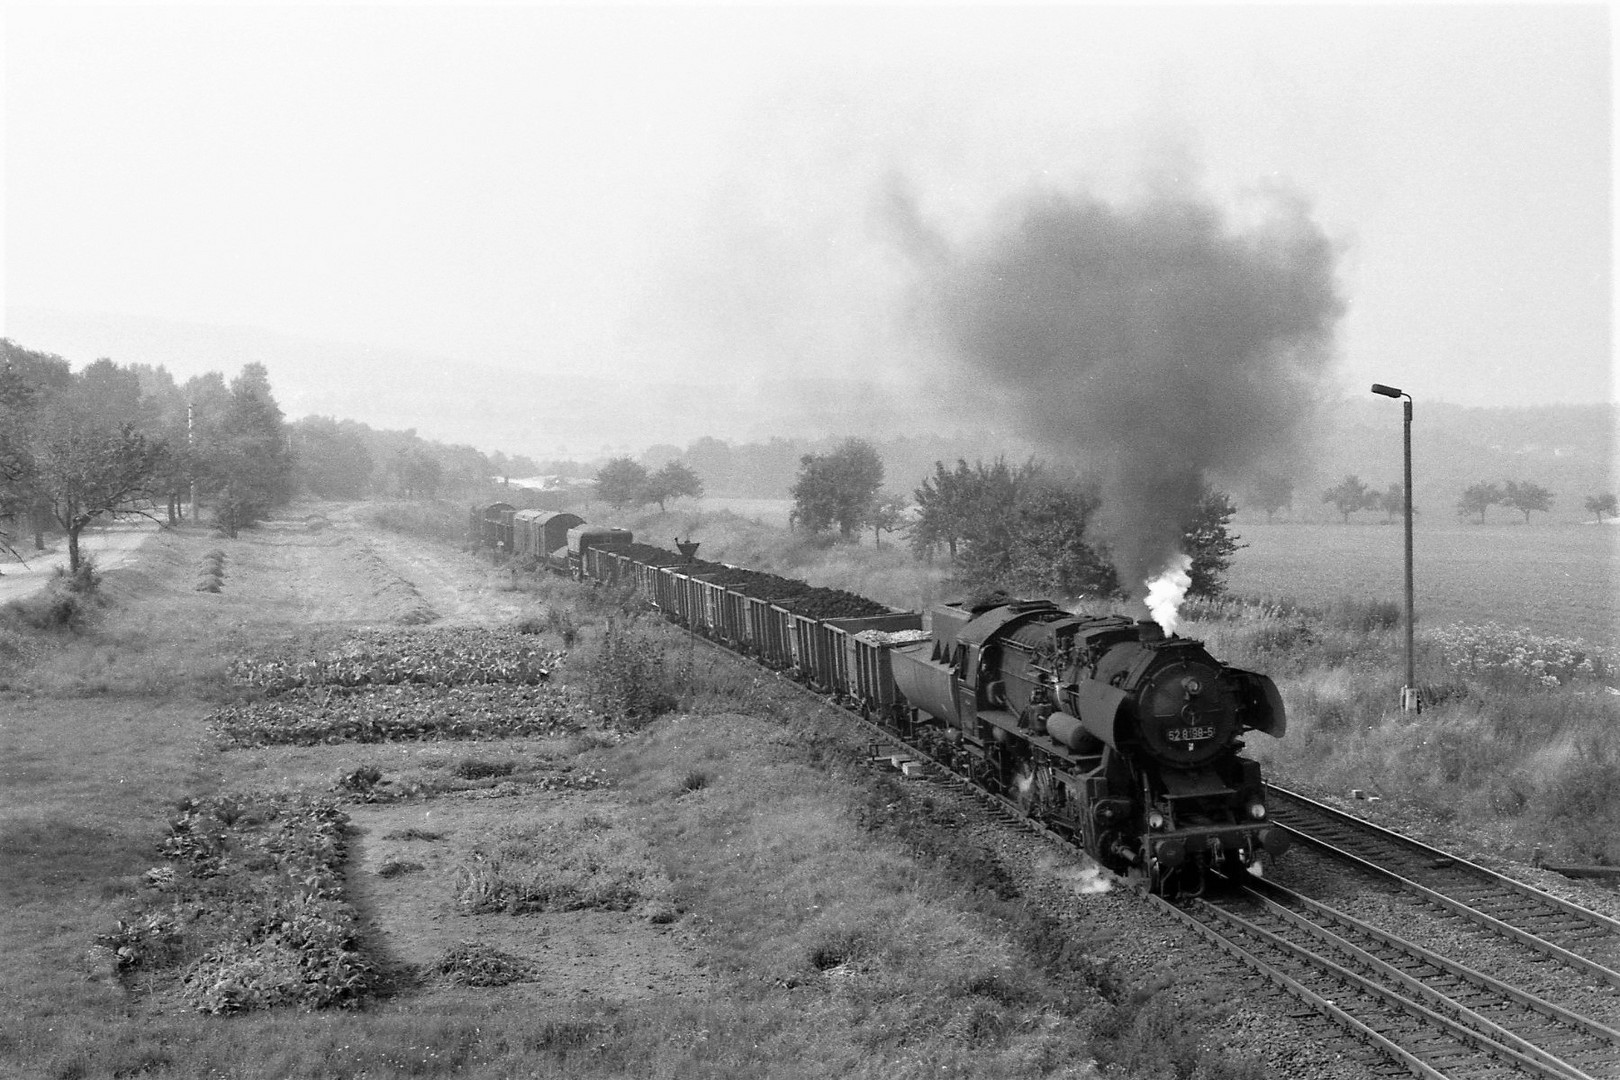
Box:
680, 500, 1618, 649
1224, 516, 1618, 650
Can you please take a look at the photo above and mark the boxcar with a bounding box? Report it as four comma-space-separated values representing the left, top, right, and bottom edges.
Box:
482, 502, 517, 552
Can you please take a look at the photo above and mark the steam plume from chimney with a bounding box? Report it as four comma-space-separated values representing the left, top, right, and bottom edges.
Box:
1145, 553, 1194, 635
892, 181, 1342, 605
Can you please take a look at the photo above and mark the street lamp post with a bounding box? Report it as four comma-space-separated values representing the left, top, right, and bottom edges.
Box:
1372, 383, 1420, 712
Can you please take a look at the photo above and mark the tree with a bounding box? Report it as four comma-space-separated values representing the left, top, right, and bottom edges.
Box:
996, 474, 1117, 600
1457, 482, 1503, 524
1501, 479, 1554, 523
949, 458, 1038, 583
1322, 475, 1376, 523
200, 364, 293, 537
594, 456, 649, 508
1182, 489, 1242, 598
645, 460, 703, 511
2, 340, 77, 550
1585, 492, 1617, 524
868, 492, 910, 549
910, 460, 966, 560
1251, 471, 1295, 523
1377, 482, 1405, 523
790, 438, 884, 538
0, 366, 169, 572
291, 417, 374, 499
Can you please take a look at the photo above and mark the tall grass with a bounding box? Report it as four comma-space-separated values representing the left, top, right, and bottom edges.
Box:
1186, 596, 1620, 864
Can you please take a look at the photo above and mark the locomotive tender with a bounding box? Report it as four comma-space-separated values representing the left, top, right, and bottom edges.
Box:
477, 503, 1290, 895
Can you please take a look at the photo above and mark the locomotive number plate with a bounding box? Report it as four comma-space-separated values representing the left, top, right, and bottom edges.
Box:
1166, 725, 1215, 742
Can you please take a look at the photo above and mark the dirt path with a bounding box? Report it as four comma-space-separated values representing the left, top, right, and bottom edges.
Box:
0, 522, 158, 605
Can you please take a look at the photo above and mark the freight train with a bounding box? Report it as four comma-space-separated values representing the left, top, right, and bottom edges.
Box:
474, 503, 1290, 896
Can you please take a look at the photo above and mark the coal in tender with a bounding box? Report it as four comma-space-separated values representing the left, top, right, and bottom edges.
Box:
775, 587, 891, 619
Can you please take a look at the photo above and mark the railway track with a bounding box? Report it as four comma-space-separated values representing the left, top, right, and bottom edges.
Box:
1170, 875, 1620, 1079
666, 619, 1620, 1078
1267, 785, 1620, 989
858, 726, 1620, 1078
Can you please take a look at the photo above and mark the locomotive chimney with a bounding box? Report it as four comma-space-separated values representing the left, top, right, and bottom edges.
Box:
1137, 620, 1165, 643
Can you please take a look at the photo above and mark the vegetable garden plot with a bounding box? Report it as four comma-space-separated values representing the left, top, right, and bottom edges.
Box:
230, 626, 564, 692
210, 684, 581, 747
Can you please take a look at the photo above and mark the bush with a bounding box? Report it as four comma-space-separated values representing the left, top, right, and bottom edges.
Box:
5, 577, 97, 632
1430, 622, 1617, 688
453, 758, 516, 780
433, 941, 539, 987
583, 617, 677, 727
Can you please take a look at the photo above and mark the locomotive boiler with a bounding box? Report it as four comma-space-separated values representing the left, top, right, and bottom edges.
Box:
888, 598, 1289, 894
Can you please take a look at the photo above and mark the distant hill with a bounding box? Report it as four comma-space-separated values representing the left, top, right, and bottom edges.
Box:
1, 308, 924, 457
5, 308, 1614, 520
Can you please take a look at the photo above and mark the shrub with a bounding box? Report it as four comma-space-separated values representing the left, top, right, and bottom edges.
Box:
5, 579, 95, 632
1431, 622, 1617, 688
377, 859, 425, 878
453, 758, 516, 780
432, 941, 539, 987
546, 606, 580, 648
583, 617, 677, 727
452, 817, 673, 915
335, 764, 386, 798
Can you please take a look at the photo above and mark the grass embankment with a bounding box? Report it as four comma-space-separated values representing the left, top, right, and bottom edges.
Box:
2, 515, 1265, 1080
1183, 596, 1620, 865
470, 501, 1620, 867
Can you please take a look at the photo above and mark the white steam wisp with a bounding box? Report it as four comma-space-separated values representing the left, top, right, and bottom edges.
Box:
1145, 553, 1194, 635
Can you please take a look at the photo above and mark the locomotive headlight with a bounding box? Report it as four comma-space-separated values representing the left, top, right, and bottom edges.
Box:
1147, 809, 1166, 830
1247, 801, 1267, 820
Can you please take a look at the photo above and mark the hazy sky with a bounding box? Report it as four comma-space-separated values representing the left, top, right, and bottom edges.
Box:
2, 3, 1612, 427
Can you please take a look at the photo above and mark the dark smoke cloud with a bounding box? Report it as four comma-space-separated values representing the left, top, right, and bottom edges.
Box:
891, 180, 1343, 595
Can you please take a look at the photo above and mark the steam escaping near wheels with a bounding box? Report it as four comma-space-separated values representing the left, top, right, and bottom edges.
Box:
1044, 857, 1113, 897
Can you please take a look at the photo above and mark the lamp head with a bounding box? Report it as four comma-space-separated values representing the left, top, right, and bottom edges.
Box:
1371, 383, 1404, 398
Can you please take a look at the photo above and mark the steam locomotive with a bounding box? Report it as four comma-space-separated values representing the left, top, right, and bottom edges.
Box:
474, 503, 1290, 895
887, 599, 1290, 896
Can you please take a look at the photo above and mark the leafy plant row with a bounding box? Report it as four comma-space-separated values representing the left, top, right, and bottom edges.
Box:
229, 626, 564, 693
94, 792, 371, 1013
209, 684, 581, 747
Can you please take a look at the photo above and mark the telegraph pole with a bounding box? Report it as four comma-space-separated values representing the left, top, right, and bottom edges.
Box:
188, 401, 199, 524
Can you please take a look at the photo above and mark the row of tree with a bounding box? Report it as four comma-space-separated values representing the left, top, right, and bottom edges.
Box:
0, 341, 294, 569
1251, 471, 1615, 526
775, 439, 1238, 600
907, 456, 1237, 599
1, 340, 524, 569
1319, 476, 1409, 524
